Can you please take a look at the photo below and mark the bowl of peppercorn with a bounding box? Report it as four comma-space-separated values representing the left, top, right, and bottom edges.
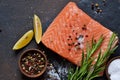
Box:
18, 49, 47, 78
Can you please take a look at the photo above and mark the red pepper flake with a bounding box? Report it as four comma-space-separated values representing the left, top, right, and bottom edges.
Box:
75, 37, 78, 40
72, 42, 75, 45
76, 13, 79, 16
72, 30, 75, 32
67, 38, 70, 41
85, 35, 88, 37
69, 24, 72, 27
94, 39, 97, 43
70, 38, 73, 41
68, 48, 71, 51
68, 43, 71, 46
82, 25, 87, 30
69, 35, 71, 38
76, 32, 78, 35
50, 40, 53, 43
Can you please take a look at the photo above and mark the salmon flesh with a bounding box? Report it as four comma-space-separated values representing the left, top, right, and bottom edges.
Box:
42, 2, 118, 65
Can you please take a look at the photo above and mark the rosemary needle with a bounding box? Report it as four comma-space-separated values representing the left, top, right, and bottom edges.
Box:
68, 33, 118, 80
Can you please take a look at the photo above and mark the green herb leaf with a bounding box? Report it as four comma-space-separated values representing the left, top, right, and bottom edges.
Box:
68, 33, 118, 80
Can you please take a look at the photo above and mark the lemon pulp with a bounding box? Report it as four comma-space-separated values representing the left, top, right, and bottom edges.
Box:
12, 30, 33, 50
33, 14, 42, 44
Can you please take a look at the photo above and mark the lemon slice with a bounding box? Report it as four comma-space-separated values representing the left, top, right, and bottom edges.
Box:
33, 14, 42, 44
13, 30, 33, 50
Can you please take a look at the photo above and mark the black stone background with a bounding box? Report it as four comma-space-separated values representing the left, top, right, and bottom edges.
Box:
0, 0, 120, 80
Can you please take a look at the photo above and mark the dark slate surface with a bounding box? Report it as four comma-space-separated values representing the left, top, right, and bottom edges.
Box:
0, 0, 120, 80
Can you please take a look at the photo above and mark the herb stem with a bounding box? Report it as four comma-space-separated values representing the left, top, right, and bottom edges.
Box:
68, 33, 118, 80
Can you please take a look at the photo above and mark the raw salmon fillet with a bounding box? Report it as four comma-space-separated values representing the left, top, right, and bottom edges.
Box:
42, 2, 118, 65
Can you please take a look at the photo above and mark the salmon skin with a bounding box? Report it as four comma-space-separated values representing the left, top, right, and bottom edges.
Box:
42, 2, 118, 65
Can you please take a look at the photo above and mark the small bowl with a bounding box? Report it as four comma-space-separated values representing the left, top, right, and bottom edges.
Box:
18, 49, 47, 78
106, 56, 120, 80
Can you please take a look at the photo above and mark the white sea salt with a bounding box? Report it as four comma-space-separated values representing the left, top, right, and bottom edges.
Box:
110, 71, 120, 80
108, 59, 120, 80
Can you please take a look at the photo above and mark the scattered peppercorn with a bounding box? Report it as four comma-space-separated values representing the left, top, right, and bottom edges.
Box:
99, 9, 102, 13
95, 3, 99, 8
91, 2, 94, 10
91, 1, 106, 14
103, 0, 106, 6
96, 7, 101, 13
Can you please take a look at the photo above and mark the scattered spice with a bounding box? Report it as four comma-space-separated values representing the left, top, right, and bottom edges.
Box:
95, 3, 99, 8
78, 42, 80, 45
103, 0, 106, 6
72, 42, 75, 45
72, 30, 75, 32
68, 42, 74, 46
75, 37, 78, 40
91, 2, 94, 10
99, 9, 103, 13
21, 52, 46, 75
68, 43, 72, 46
69, 35, 71, 38
82, 25, 87, 30
67, 38, 70, 41
91, 0, 107, 14
96, 7, 101, 13
76, 32, 78, 35
68, 48, 71, 51
85, 35, 88, 37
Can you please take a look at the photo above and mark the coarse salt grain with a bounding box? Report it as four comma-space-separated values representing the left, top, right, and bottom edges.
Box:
110, 72, 120, 80
108, 59, 120, 80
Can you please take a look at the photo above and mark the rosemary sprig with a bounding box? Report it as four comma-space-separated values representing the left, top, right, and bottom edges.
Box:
68, 33, 118, 80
